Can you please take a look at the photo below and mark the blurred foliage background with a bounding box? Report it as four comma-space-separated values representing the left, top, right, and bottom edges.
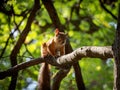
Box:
0, 0, 118, 90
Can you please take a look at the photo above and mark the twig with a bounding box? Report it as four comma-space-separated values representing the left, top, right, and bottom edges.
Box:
99, 0, 117, 20
24, 44, 34, 58
0, 35, 11, 59
0, 8, 31, 59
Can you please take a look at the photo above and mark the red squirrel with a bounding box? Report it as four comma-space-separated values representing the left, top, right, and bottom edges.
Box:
38, 28, 67, 90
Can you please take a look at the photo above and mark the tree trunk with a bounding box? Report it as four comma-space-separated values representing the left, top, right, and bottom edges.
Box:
112, 3, 120, 90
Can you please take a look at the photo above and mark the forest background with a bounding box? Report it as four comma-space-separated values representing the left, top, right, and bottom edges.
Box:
0, 0, 119, 90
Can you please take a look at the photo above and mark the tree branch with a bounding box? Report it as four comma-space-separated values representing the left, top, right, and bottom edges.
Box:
9, 0, 40, 90
10, 0, 40, 61
41, 0, 70, 89
99, 0, 117, 20
41, 0, 64, 31
56, 46, 113, 65
52, 69, 70, 90
0, 58, 43, 79
0, 34, 11, 59
41, 0, 85, 89
0, 46, 113, 79
0, 8, 30, 60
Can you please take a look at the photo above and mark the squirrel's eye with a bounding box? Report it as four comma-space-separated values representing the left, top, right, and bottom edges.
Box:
57, 35, 61, 38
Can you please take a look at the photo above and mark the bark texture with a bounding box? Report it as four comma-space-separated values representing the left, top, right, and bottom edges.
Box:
112, 4, 120, 90
0, 46, 113, 79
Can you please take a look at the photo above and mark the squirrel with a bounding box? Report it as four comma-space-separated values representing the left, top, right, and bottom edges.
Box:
38, 28, 67, 90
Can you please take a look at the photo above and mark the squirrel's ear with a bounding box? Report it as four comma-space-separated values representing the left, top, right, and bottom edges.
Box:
55, 28, 59, 35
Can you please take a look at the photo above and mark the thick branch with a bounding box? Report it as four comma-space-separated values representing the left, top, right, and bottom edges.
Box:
41, 0, 69, 89
56, 46, 113, 65
0, 46, 113, 79
0, 58, 43, 79
41, 0, 63, 31
52, 69, 70, 90
41, 0, 84, 88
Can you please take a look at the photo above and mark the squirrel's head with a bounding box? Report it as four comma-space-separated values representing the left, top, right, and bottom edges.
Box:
54, 28, 67, 45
